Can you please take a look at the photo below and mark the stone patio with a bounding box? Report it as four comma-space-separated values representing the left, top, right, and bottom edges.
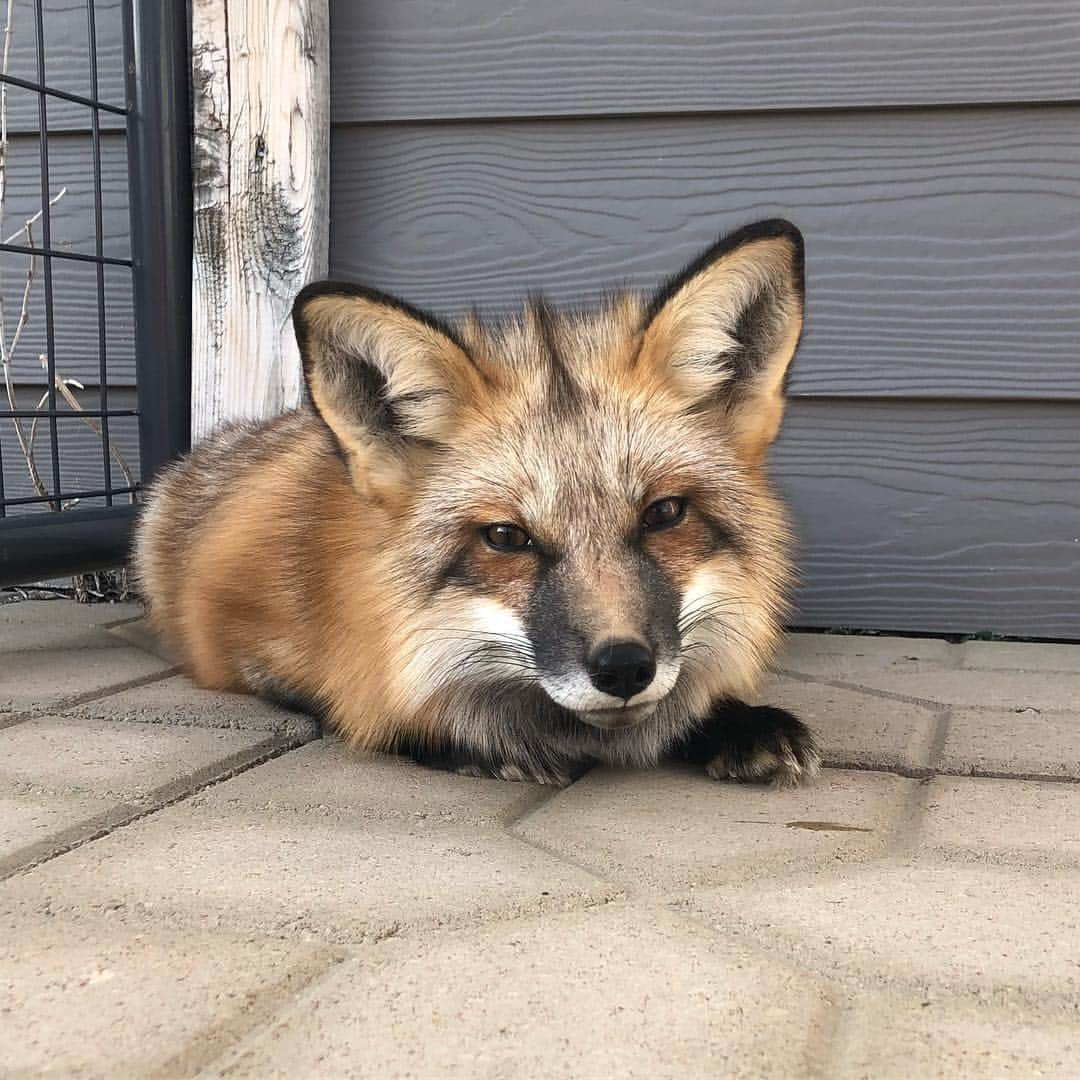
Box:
2, 598, 1079, 1078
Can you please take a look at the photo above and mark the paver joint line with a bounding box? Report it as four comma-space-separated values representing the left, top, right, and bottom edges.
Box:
881, 775, 936, 860
2, 731, 318, 882
817, 759, 1080, 789
773, 665, 958, 712
154, 948, 353, 1080
100, 613, 147, 631
924, 702, 952, 772
49, 665, 183, 712
498, 767, 597, 828
506, 818, 630, 894
938, 766, 1080, 786
0, 710, 36, 731
819, 759, 935, 781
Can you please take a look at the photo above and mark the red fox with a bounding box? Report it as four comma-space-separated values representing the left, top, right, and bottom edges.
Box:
136, 219, 819, 786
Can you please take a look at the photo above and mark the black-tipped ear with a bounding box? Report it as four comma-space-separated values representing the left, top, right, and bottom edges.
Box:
641, 219, 805, 460
292, 282, 480, 471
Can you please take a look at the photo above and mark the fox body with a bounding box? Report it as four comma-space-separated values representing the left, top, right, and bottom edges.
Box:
136, 219, 819, 785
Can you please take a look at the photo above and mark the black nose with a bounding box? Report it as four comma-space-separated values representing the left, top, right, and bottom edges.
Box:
587, 640, 656, 701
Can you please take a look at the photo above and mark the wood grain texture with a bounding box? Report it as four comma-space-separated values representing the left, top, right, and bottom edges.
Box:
190, 0, 330, 440
329, 0, 1080, 122
329, 108, 1080, 399
1, 133, 132, 386
775, 399, 1080, 637
4, 0, 126, 132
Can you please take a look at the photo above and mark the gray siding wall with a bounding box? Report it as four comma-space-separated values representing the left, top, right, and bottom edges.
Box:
8, 3, 1075, 634
327, 1, 1080, 637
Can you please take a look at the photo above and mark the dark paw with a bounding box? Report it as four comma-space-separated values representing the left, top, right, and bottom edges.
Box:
445, 759, 579, 786
677, 703, 821, 788
403, 737, 589, 787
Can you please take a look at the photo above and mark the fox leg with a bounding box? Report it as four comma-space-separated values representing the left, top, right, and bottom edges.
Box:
672, 700, 820, 788
401, 736, 592, 787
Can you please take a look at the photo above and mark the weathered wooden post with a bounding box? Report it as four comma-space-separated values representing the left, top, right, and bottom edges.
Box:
190, 0, 329, 441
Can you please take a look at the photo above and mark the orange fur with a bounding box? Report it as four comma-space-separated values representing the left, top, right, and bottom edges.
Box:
135, 220, 806, 774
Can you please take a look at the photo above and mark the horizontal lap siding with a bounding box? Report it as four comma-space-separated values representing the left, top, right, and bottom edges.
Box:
326, 0, 1080, 635
776, 400, 1080, 637
4, 0, 126, 132
329, 0, 1080, 121
329, 109, 1080, 399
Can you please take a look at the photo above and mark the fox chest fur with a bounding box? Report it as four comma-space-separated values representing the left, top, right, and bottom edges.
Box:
136, 220, 819, 786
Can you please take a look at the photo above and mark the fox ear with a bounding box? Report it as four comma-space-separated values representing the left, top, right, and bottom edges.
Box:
293, 283, 481, 481
640, 219, 805, 463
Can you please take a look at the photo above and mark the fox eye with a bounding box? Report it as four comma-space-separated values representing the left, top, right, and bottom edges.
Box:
642, 497, 686, 531
482, 523, 533, 552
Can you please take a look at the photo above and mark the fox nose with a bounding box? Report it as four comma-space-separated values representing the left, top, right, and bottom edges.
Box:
587, 640, 656, 701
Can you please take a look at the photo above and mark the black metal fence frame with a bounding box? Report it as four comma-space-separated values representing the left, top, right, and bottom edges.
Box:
0, 0, 191, 586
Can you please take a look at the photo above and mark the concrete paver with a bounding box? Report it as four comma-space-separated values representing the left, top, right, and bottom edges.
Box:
760, 673, 940, 772
0, 715, 282, 876
0, 645, 172, 714
776, 633, 1080, 712
2, 606, 1080, 1077
104, 613, 178, 663
919, 776, 1080, 868
834, 995, 1080, 1079
207, 902, 831, 1080
62, 672, 320, 739
1, 792, 114, 866
821, 668, 1080, 713
192, 737, 550, 826
941, 707, 1080, 780
958, 639, 1080, 673
776, 633, 956, 681
0, 911, 337, 1079
0, 748, 616, 943
514, 766, 914, 890
684, 862, 1080, 1002
0, 598, 142, 652
896, 671, 1080, 712
1, 715, 275, 801
0, 815, 616, 945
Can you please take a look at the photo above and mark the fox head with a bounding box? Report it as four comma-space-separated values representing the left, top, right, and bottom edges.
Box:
293, 220, 804, 737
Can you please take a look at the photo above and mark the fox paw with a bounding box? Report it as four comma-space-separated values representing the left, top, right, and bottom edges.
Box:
406, 741, 590, 787
670, 702, 820, 788
705, 706, 820, 788
451, 760, 577, 786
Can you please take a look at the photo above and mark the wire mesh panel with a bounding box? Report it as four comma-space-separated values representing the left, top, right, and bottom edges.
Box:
0, 0, 190, 584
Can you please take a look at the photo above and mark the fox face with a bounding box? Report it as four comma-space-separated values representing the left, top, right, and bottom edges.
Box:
293, 220, 804, 750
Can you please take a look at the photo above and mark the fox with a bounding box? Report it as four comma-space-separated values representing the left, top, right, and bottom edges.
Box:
135, 218, 820, 787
